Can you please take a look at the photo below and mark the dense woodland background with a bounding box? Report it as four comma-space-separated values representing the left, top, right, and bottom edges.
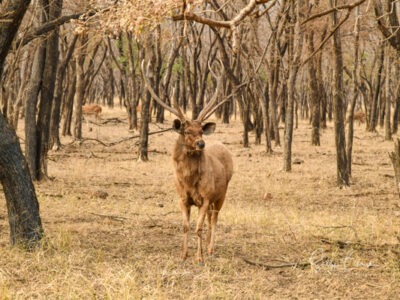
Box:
0, 0, 400, 297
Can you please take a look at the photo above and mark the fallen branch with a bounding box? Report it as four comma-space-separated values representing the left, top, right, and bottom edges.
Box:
242, 256, 327, 270
319, 238, 400, 252
100, 118, 126, 125
90, 212, 128, 222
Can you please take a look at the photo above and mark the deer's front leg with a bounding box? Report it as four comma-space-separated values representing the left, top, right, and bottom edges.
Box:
195, 200, 209, 263
179, 200, 191, 260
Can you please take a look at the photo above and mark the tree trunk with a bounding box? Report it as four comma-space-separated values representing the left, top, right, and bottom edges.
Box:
0, 116, 43, 247
72, 34, 88, 140
138, 34, 156, 161
0, 0, 43, 247
61, 63, 76, 136
389, 138, 400, 199
384, 44, 392, 141
50, 33, 77, 150
393, 53, 400, 134
138, 87, 151, 161
284, 1, 303, 171
268, 52, 281, 146
25, 42, 46, 180
367, 45, 384, 132
345, 6, 361, 177
36, 0, 63, 179
307, 30, 321, 146
331, 0, 349, 187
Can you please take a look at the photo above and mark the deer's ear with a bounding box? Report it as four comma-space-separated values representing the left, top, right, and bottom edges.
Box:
202, 122, 216, 135
172, 119, 183, 133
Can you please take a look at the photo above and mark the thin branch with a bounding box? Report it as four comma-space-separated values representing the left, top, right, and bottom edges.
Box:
78, 128, 172, 147
302, 0, 366, 25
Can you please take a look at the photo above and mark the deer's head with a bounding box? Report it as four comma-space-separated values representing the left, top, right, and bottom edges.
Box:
141, 60, 223, 152
173, 119, 216, 152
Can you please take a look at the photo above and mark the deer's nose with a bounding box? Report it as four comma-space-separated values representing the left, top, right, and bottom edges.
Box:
197, 140, 205, 149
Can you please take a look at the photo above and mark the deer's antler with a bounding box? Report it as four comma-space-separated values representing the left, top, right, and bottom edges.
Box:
196, 65, 224, 122
141, 60, 186, 121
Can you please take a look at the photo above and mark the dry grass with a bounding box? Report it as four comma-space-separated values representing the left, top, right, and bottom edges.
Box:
1, 107, 400, 299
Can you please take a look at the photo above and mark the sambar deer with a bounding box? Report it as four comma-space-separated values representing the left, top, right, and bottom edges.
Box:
82, 104, 102, 119
142, 62, 233, 263
346, 110, 365, 125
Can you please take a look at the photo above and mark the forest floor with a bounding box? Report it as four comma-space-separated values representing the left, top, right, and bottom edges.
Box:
1, 107, 400, 299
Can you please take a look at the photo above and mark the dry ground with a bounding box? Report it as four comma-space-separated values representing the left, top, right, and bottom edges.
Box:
1, 107, 400, 299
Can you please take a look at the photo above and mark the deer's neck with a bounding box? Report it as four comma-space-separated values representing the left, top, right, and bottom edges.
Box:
173, 137, 203, 176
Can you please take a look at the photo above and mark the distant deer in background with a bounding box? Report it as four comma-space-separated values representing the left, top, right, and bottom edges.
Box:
82, 104, 102, 131
142, 62, 233, 263
82, 104, 102, 119
346, 110, 365, 125
353, 111, 365, 124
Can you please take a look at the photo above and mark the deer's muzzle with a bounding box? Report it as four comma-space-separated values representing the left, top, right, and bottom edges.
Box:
196, 140, 205, 149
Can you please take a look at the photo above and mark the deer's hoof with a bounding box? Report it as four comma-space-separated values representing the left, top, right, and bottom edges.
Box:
196, 256, 204, 264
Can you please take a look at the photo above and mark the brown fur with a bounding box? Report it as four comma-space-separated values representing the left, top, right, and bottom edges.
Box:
346, 111, 365, 125
172, 120, 233, 262
82, 104, 102, 118
353, 111, 365, 124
